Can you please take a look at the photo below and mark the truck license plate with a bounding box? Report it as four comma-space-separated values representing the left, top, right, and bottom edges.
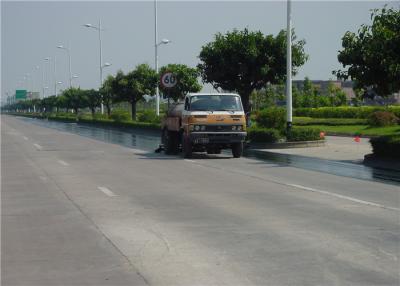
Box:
195, 138, 209, 144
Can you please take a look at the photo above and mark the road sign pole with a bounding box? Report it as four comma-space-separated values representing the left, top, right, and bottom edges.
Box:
286, 0, 293, 132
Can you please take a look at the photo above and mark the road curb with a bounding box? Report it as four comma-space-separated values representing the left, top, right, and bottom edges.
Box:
249, 140, 325, 149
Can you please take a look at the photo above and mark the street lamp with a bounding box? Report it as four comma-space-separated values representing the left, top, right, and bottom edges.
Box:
154, 1, 171, 116
154, 38, 171, 116
35, 65, 40, 93
84, 21, 111, 114
55, 81, 62, 97
286, 0, 293, 132
57, 45, 72, 88
43, 58, 51, 98
101, 63, 112, 78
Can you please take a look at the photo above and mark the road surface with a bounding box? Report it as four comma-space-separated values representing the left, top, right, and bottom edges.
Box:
2, 115, 400, 286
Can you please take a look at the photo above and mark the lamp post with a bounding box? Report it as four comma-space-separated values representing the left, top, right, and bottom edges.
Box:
154, 0, 171, 116
35, 65, 40, 93
55, 81, 62, 97
155, 39, 171, 116
57, 44, 72, 88
43, 57, 51, 98
84, 21, 111, 114
286, 0, 293, 132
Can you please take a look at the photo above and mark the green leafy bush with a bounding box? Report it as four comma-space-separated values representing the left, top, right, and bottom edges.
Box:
294, 106, 400, 119
255, 108, 286, 131
92, 113, 109, 120
367, 111, 399, 127
137, 110, 160, 124
110, 109, 130, 122
79, 118, 161, 130
370, 135, 400, 158
286, 127, 323, 142
247, 127, 281, 143
294, 117, 368, 126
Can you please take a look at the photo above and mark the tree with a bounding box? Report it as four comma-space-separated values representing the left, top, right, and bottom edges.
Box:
101, 75, 115, 117
84, 89, 101, 117
41, 96, 58, 112
159, 64, 202, 102
334, 6, 400, 97
62, 87, 87, 114
112, 64, 157, 120
301, 77, 318, 107
327, 82, 347, 106
198, 28, 308, 112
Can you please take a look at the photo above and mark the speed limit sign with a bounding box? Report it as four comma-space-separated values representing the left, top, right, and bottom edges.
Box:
160, 72, 177, 88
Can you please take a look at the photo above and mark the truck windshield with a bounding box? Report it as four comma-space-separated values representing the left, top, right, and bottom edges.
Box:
189, 95, 243, 111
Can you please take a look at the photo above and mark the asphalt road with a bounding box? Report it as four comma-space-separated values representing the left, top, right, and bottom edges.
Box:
2, 115, 400, 286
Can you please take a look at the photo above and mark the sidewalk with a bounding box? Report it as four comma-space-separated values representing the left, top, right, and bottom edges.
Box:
253, 136, 372, 164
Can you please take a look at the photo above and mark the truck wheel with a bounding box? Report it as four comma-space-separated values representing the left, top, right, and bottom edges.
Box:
166, 131, 179, 154
161, 128, 168, 146
231, 142, 243, 158
182, 136, 193, 158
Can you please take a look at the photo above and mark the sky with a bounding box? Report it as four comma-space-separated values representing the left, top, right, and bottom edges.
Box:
1, 0, 398, 102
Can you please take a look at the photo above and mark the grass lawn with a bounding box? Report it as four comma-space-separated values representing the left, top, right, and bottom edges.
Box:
306, 125, 400, 137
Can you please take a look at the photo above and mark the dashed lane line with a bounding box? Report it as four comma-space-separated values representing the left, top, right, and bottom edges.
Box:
97, 187, 117, 197
57, 160, 69, 166
33, 143, 42, 150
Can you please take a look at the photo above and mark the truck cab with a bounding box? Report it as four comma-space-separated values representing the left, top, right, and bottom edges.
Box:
161, 93, 247, 158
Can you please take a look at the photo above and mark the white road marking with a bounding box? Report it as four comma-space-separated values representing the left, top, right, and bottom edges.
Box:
184, 159, 196, 163
39, 176, 48, 182
33, 143, 42, 150
97, 187, 117, 197
23, 136, 28, 140
287, 183, 400, 212
57, 160, 69, 166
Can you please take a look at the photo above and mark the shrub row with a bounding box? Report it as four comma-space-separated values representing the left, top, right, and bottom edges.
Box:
285, 127, 324, 142
247, 126, 323, 143
7, 112, 161, 130
78, 118, 160, 130
370, 135, 400, 158
367, 111, 399, 127
294, 117, 368, 126
255, 108, 286, 130
247, 127, 282, 143
294, 106, 400, 119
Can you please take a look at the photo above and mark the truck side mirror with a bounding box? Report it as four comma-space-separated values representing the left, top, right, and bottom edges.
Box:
184, 98, 190, 110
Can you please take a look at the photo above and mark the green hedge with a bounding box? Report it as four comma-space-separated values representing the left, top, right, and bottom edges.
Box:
247, 127, 281, 143
367, 111, 399, 127
7, 112, 161, 130
255, 108, 286, 131
78, 118, 160, 130
370, 135, 400, 158
294, 117, 368, 126
286, 127, 324, 142
294, 106, 400, 119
